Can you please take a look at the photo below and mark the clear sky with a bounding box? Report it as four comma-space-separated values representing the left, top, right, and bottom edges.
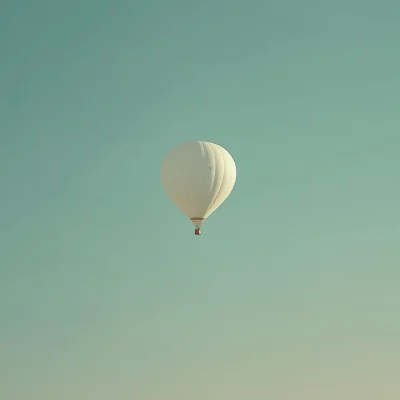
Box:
1, 0, 399, 399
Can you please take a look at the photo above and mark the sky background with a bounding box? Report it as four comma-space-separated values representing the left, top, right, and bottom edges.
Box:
1, 0, 400, 399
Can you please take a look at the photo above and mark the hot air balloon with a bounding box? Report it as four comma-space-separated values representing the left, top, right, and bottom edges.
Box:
161, 141, 236, 235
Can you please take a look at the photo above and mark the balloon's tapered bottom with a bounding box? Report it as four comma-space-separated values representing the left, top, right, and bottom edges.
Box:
195, 228, 202, 236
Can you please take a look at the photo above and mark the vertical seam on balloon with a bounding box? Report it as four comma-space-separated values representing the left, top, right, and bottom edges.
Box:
203, 142, 215, 214
200, 141, 205, 157
200, 141, 207, 191
211, 146, 227, 211
208, 142, 216, 192
213, 148, 233, 212
205, 145, 225, 216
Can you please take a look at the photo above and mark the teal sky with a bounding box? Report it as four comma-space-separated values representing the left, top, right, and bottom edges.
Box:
1, 0, 400, 398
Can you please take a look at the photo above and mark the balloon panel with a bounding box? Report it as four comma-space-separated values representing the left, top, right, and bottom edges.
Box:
161, 141, 236, 225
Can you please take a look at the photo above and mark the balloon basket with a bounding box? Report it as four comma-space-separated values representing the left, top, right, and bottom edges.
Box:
195, 228, 202, 236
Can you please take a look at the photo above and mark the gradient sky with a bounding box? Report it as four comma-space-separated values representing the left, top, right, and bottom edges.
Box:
1, 0, 400, 399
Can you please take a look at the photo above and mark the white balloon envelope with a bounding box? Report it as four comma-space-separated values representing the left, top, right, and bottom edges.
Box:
161, 141, 237, 235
